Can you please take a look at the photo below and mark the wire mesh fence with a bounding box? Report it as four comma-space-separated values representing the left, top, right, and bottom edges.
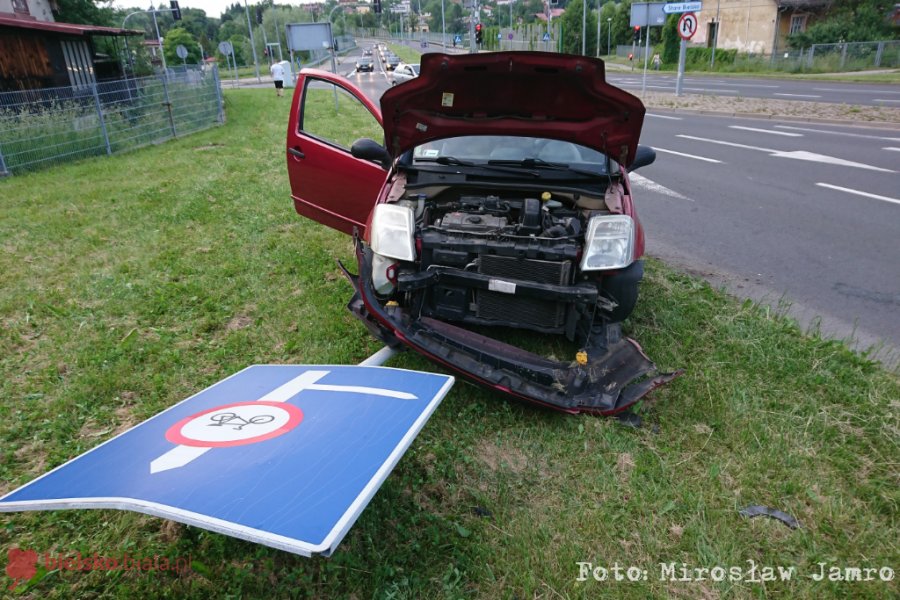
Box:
0, 66, 224, 177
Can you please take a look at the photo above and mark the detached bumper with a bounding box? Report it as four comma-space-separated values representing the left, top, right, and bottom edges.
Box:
342, 244, 681, 415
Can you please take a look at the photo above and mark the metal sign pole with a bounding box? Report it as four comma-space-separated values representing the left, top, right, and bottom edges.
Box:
676, 38, 686, 96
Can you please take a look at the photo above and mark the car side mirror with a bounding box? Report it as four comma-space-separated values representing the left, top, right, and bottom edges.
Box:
630, 145, 656, 171
351, 138, 391, 169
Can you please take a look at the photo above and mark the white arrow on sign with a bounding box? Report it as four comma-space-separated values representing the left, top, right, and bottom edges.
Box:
678, 12, 698, 40
150, 370, 419, 474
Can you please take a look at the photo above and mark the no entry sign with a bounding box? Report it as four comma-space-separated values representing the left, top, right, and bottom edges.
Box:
0, 365, 454, 556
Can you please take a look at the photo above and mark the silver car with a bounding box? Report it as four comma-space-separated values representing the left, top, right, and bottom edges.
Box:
390, 63, 420, 85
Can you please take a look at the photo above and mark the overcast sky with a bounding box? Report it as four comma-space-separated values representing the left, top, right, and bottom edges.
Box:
114, 0, 319, 21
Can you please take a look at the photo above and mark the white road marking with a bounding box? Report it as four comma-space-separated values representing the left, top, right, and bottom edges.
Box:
630, 173, 693, 201
874, 99, 900, 104
655, 147, 722, 163
816, 183, 900, 207
884, 147, 900, 152
813, 88, 900, 94
714, 82, 779, 88
685, 87, 739, 93
729, 125, 803, 137
646, 113, 683, 120
677, 135, 896, 172
773, 125, 900, 142
774, 93, 821, 98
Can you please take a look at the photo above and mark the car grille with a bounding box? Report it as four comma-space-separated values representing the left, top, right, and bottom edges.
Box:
476, 255, 571, 329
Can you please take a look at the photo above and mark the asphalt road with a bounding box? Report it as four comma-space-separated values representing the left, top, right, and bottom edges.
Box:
296, 44, 900, 363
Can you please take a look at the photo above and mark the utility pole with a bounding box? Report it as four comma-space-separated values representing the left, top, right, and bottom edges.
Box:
151, 10, 168, 73
595, 1, 600, 57
581, 0, 586, 55
710, 0, 721, 68
244, 0, 261, 82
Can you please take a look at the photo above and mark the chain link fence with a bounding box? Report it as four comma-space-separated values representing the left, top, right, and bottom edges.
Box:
0, 66, 224, 177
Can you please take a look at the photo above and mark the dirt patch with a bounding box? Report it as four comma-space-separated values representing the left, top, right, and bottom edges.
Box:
226, 312, 255, 331
475, 439, 528, 474
616, 452, 636, 485
193, 143, 224, 151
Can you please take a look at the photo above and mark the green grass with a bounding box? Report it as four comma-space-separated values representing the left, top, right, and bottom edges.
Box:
386, 42, 424, 65
1, 89, 897, 599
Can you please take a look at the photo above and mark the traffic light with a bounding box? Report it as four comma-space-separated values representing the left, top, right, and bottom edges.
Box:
373, 0, 382, 14
170, 0, 181, 20
633, 26, 640, 42
475, 23, 483, 45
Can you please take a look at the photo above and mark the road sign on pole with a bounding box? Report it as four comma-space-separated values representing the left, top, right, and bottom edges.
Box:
678, 12, 698, 40
0, 364, 455, 557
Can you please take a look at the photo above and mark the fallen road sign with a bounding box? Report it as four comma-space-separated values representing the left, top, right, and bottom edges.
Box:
0, 364, 454, 556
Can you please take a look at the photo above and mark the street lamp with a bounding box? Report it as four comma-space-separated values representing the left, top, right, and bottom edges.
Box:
606, 17, 611, 56
596, 1, 600, 57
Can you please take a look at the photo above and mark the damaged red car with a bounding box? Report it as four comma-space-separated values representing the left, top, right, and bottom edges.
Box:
286, 52, 678, 415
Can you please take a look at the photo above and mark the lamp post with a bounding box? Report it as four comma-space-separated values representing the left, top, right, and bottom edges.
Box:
581, 0, 586, 55
243, 0, 261, 82
606, 17, 611, 56
596, 1, 600, 57
442, 0, 446, 49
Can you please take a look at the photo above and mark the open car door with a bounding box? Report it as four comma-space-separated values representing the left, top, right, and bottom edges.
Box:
287, 70, 388, 237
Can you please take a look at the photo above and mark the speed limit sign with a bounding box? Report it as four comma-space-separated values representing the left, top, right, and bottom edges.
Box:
678, 12, 698, 40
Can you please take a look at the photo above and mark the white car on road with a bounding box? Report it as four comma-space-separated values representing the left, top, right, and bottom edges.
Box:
391, 63, 420, 85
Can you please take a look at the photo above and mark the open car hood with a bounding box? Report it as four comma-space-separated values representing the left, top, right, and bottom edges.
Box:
379, 52, 646, 167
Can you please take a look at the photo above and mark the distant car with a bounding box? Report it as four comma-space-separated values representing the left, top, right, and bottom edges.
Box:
356, 57, 374, 72
285, 52, 678, 415
363, 48, 373, 56
391, 63, 420, 85
384, 55, 400, 71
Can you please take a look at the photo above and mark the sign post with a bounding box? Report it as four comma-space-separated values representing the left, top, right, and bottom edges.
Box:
676, 12, 698, 96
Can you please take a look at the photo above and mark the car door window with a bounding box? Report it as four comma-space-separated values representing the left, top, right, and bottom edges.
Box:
300, 79, 382, 150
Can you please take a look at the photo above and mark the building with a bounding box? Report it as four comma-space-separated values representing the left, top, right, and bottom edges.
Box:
692, 0, 831, 55
0, 3, 141, 91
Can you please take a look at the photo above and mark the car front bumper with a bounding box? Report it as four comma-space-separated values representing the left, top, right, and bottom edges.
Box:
340, 241, 681, 415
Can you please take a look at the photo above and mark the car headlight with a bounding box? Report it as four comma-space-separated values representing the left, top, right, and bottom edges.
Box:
371, 204, 415, 261
580, 215, 634, 271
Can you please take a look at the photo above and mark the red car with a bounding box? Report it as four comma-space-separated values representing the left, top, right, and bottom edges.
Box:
286, 52, 678, 415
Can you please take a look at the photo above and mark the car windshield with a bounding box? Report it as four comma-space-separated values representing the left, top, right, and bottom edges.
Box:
411, 65, 420, 75
412, 135, 616, 174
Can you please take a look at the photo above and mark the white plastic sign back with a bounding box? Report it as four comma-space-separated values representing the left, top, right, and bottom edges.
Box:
286, 22, 334, 52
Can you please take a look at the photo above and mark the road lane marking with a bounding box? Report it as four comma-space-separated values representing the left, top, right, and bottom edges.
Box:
816, 183, 900, 207
884, 147, 900, 152
655, 148, 722, 163
874, 99, 900, 103
773, 125, 900, 142
685, 87, 739, 93
714, 82, 779, 88
774, 93, 821, 98
677, 135, 896, 172
630, 173, 693, 201
729, 126, 803, 137
813, 88, 900, 94
646, 113, 683, 120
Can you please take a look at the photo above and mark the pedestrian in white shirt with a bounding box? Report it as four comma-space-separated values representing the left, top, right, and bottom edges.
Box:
270, 62, 285, 97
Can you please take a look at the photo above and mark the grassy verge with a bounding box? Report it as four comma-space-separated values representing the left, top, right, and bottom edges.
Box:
1, 89, 897, 599
386, 42, 424, 65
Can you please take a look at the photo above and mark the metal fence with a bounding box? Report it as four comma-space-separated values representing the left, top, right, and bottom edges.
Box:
0, 66, 224, 176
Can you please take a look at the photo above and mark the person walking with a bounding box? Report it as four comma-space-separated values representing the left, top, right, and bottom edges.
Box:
270, 61, 285, 97
652, 53, 661, 71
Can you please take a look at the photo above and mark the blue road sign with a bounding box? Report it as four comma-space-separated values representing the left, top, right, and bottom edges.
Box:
0, 365, 454, 556
542, 32, 551, 42
663, 1, 702, 14
454, 35, 462, 44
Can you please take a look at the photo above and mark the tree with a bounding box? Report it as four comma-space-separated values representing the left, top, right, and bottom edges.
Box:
661, 13, 680, 64
788, 0, 899, 47
163, 27, 201, 64
558, 0, 597, 55
53, 0, 114, 25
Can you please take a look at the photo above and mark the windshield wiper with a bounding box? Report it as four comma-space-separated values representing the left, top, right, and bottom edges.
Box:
414, 156, 539, 177
488, 157, 604, 178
